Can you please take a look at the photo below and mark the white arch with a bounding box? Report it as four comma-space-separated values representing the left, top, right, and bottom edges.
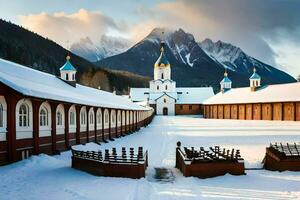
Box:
117, 110, 121, 127
56, 104, 65, 135
96, 108, 102, 130
133, 111, 136, 125
39, 102, 51, 137
104, 109, 109, 129
126, 111, 130, 126
16, 98, 33, 139
69, 105, 77, 133
0, 96, 7, 141
111, 109, 116, 128
80, 106, 87, 132
88, 107, 95, 131
130, 111, 133, 125
122, 111, 125, 126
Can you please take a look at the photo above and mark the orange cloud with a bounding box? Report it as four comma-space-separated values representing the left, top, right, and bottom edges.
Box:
20, 9, 122, 47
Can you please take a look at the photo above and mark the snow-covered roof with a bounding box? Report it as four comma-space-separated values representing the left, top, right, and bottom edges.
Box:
130, 88, 149, 102
59, 60, 77, 71
152, 92, 177, 101
130, 87, 214, 104
176, 87, 215, 104
203, 82, 300, 105
0, 58, 149, 111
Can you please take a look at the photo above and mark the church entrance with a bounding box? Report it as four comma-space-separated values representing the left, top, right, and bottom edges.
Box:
163, 107, 168, 115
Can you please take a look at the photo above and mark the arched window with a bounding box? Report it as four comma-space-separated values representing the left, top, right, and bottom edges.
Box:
80, 110, 86, 125
157, 85, 159, 90
105, 112, 109, 124
72, 74, 75, 81
89, 111, 94, 125
118, 112, 121, 122
69, 111, 75, 125
165, 85, 168, 90
112, 113, 115, 124
164, 99, 167, 103
161, 73, 164, 79
39, 107, 48, 126
66, 73, 69, 81
19, 104, 29, 127
0, 104, 3, 127
56, 111, 63, 126
97, 110, 102, 125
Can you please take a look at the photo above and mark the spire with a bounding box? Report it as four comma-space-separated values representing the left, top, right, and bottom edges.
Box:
220, 68, 232, 93
249, 66, 261, 91
66, 51, 71, 61
154, 32, 170, 68
59, 52, 77, 87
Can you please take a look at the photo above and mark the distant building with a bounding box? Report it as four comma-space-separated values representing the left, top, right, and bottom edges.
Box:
0, 56, 153, 165
130, 42, 214, 115
203, 68, 300, 121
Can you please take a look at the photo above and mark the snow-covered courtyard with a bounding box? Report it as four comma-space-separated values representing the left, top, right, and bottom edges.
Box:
1, 116, 300, 200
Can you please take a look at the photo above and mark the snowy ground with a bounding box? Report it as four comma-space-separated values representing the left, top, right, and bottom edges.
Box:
1, 116, 300, 200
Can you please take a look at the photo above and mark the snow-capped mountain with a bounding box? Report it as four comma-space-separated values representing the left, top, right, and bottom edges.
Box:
71, 35, 131, 62
199, 39, 272, 74
96, 28, 296, 91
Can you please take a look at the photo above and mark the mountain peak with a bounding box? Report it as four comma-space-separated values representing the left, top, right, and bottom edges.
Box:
71, 35, 131, 62
199, 38, 246, 71
95, 27, 296, 90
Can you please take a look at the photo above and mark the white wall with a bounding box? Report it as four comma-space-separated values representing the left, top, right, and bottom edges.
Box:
154, 67, 171, 80
149, 80, 176, 93
60, 71, 76, 81
156, 95, 175, 115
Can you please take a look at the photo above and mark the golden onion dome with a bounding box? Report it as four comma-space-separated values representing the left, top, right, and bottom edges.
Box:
154, 44, 170, 68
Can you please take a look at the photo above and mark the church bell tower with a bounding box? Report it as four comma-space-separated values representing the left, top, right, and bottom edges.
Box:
154, 41, 171, 80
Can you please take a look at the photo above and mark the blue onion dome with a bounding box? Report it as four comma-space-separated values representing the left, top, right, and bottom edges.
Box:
154, 42, 170, 68
220, 71, 232, 83
60, 55, 77, 71
250, 67, 261, 79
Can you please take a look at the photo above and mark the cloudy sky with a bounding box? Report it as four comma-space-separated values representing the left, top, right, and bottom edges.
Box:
0, 0, 299, 77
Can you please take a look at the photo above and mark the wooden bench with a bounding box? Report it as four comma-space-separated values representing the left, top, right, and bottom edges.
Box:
71, 147, 148, 179
263, 142, 300, 171
176, 141, 245, 178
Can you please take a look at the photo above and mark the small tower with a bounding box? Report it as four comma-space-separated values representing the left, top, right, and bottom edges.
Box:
154, 41, 171, 80
220, 70, 232, 93
60, 54, 77, 87
249, 67, 261, 91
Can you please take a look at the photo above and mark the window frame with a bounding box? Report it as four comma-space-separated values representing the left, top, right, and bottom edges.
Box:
39, 106, 48, 127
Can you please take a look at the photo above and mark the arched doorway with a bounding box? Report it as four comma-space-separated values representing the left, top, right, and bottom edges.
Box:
163, 107, 168, 115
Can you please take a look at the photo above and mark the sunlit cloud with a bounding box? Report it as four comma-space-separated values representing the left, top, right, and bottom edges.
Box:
18, 0, 300, 77
19, 9, 126, 47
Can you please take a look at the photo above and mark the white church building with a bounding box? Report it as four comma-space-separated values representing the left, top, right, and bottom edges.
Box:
130, 42, 214, 115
